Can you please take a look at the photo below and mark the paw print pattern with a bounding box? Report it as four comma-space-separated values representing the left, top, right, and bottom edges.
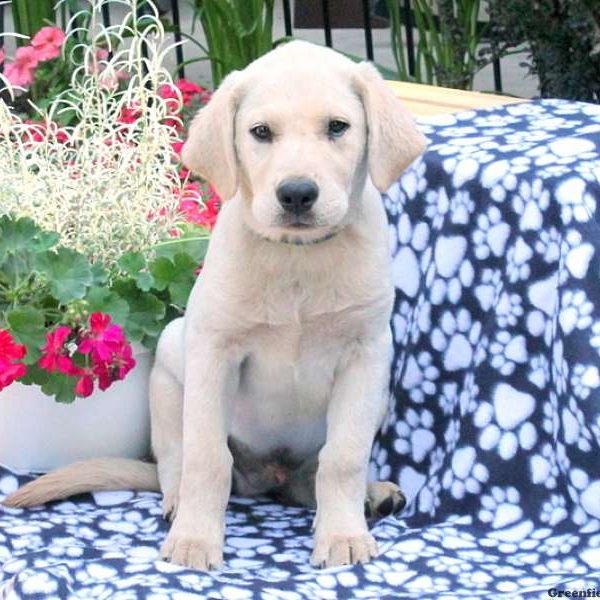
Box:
571, 364, 600, 400
431, 309, 481, 372
473, 384, 537, 460
495, 291, 524, 328
506, 237, 533, 283
401, 351, 440, 404
450, 191, 475, 224
511, 178, 550, 232
394, 408, 436, 463
540, 494, 568, 526
472, 206, 510, 260
442, 446, 489, 500
560, 290, 594, 335
478, 487, 523, 529
489, 331, 528, 376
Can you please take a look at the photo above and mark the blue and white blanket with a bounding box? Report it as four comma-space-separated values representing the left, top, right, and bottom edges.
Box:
2, 99, 600, 599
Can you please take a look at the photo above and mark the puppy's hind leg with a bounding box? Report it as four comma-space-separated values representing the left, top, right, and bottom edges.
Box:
150, 318, 185, 522
365, 481, 406, 518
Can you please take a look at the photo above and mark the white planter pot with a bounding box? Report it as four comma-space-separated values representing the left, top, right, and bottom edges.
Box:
0, 344, 153, 473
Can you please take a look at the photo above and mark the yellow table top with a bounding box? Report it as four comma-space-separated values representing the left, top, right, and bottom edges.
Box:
387, 80, 524, 117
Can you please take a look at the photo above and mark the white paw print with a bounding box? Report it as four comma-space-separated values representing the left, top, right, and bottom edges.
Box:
529, 354, 551, 390
530, 442, 560, 489
459, 372, 480, 416
506, 237, 533, 283
394, 407, 436, 463
560, 289, 594, 335
392, 300, 413, 345
397, 157, 427, 202
489, 331, 528, 376
418, 474, 441, 516
563, 396, 593, 452
537, 533, 580, 558
556, 176, 596, 225
495, 291, 524, 328
511, 178, 550, 231
424, 187, 450, 229
449, 191, 475, 224
427, 555, 473, 576
560, 228, 595, 281
478, 486, 523, 529
473, 383, 537, 460
571, 363, 600, 400
401, 351, 439, 404
542, 393, 559, 436
540, 494, 568, 526
392, 213, 430, 298
552, 340, 569, 397
568, 468, 600, 526
370, 443, 391, 481
535, 226, 560, 263
444, 418, 461, 452
429, 257, 475, 305
438, 382, 459, 415
590, 321, 600, 357
442, 445, 489, 500
472, 206, 510, 260
431, 308, 481, 372
474, 267, 502, 312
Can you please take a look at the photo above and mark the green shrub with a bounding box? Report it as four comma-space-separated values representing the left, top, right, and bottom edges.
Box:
486, 0, 600, 102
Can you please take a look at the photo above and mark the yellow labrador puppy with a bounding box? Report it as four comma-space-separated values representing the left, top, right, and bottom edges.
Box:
5, 41, 426, 570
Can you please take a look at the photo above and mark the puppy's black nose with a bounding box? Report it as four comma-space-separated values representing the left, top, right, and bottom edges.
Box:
276, 178, 319, 215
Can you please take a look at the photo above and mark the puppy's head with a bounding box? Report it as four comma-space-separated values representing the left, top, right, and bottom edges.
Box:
182, 41, 426, 244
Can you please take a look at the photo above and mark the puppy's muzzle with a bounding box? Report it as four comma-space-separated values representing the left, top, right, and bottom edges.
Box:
276, 177, 319, 217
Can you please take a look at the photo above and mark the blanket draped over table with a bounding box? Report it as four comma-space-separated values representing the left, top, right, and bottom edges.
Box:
2, 99, 600, 599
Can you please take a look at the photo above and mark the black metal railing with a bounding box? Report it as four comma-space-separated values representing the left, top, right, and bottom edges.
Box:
0, 0, 505, 92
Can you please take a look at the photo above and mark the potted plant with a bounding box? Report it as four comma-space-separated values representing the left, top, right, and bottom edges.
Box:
0, 0, 218, 471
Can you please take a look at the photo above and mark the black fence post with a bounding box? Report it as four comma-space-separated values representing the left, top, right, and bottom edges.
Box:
361, 0, 374, 61
321, 0, 332, 47
403, 0, 416, 77
169, 0, 185, 78
282, 0, 292, 37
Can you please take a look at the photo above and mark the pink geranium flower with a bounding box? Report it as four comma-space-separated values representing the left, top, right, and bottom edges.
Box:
78, 312, 126, 362
31, 26, 66, 61
39, 325, 81, 376
3, 46, 39, 87
0, 330, 27, 391
0, 48, 5, 66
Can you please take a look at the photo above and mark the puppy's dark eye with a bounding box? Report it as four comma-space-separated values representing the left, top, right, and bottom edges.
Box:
250, 124, 272, 142
328, 119, 350, 138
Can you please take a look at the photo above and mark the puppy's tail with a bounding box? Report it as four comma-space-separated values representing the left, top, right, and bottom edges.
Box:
2, 458, 159, 508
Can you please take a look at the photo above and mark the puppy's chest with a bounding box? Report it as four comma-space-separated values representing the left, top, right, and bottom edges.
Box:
230, 313, 355, 458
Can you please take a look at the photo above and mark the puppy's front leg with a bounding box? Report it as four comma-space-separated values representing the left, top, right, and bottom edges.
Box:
160, 332, 238, 571
312, 331, 391, 568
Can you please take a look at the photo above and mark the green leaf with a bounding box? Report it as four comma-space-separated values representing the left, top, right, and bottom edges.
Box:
118, 251, 155, 291
34, 248, 94, 304
90, 261, 109, 286
85, 287, 130, 327
41, 373, 77, 404
6, 306, 47, 364
0, 215, 42, 262
154, 234, 209, 264
149, 253, 197, 306
112, 280, 165, 342
19, 364, 50, 386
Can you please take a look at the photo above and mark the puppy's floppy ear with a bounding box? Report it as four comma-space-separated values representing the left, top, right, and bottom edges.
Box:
354, 62, 427, 192
181, 71, 242, 200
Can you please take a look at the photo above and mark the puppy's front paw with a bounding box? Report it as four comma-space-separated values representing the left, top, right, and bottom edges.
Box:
160, 529, 223, 571
161, 490, 179, 522
311, 531, 378, 568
